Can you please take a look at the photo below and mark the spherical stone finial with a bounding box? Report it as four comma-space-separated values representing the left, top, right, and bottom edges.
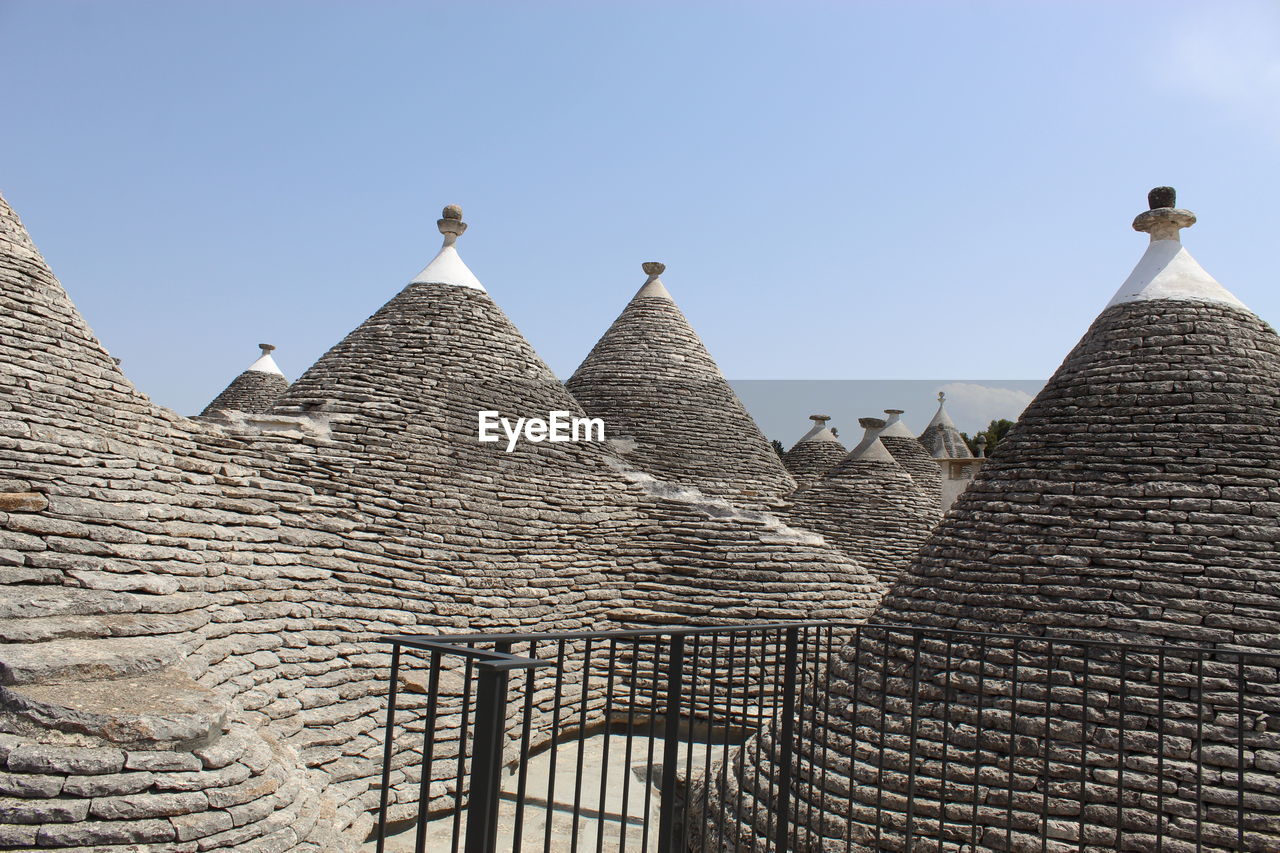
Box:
437, 204, 468, 244
1148, 187, 1176, 210
259, 343, 276, 355
642, 261, 666, 277
975, 433, 987, 445
810, 414, 831, 424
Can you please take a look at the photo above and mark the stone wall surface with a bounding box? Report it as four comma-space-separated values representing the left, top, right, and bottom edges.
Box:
711, 292, 1280, 851
0, 194, 887, 851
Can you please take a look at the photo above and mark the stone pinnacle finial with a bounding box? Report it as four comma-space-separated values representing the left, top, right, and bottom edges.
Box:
810, 414, 831, 424
975, 433, 987, 458
642, 261, 665, 278
259, 343, 276, 355
938, 391, 945, 404
884, 409, 904, 416
438, 204, 467, 247
1133, 186, 1195, 241
859, 417, 886, 430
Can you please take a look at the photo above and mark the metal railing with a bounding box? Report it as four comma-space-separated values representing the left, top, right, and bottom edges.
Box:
373, 623, 1280, 853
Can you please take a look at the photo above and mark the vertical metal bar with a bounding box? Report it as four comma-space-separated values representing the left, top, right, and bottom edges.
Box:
595, 639, 619, 853
464, 663, 511, 853
1156, 646, 1165, 853
1195, 651, 1204, 853
970, 632, 988, 851
569, 638, 595, 852
376, 643, 402, 853
847, 627, 862, 853
701, 631, 720, 853
1006, 638, 1021, 845
451, 654, 476, 853
818, 625, 834, 848
904, 629, 924, 846
1078, 642, 1089, 853
773, 625, 801, 853
939, 632, 954, 845
510, 641, 537, 853
1236, 654, 1245, 851
540, 637, 565, 850
414, 649, 443, 853
681, 634, 702, 850
1040, 642, 1053, 853
1117, 650, 1128, 850
542, 639, 567, 853
641, 637, 663, 853
657, 633, 687, 853
873, 630, 889, 848
722, 630, 739, 853
750, 628, 766, 844
620, 638, 641, 853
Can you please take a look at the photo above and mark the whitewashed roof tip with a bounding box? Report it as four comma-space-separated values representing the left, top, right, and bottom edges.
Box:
410, 204, 487, 291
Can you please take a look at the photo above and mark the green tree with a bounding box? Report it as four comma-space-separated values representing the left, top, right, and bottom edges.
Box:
960, 419, 1015, 456
771, 439, 785, 458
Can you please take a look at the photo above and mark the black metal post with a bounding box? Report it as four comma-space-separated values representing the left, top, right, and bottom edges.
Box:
773, 626, 801, 853
657, 633, 687, 853
376, 643, 401, 853
464, 664, 510, 853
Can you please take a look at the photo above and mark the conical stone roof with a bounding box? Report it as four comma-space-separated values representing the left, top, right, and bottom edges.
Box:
877, 409, 943, 515
0, 195, 886, 850
200, 343, 289, 415
917, 391, 972, 458
781, 414, 847, 488
715, 188, 1280, 852
566, 262, 796, 501
787, 417, 936, 586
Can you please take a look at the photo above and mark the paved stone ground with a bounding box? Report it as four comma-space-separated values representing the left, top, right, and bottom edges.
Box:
366, 732, 727, 852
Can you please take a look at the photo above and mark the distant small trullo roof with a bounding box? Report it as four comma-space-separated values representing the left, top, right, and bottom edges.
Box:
788, 416, 935, 585
875, 408, 942, 515
781, 414, 846, 487
917, 391, 972, 459
200, 343, 289, 416
566, 262, 796, 500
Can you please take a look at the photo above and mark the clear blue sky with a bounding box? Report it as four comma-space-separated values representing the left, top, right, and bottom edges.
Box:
3, 1, 1277, 418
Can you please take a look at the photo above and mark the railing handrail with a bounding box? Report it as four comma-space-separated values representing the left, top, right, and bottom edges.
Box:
379, 621, 1280, 664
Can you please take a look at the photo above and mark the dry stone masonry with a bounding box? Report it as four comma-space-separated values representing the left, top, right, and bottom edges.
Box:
200, 344, 290, 417
782, 415, 848, 490
0, 196, 890, 851
787, 417, 937, 587
567, 263, 798, 503
711, 189, 1280, 851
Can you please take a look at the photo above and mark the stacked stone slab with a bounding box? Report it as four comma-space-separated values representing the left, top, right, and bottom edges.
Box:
782, 415, 848, 489
917, 391, 972, 460
200, 343, 290, 416
567, 263, 797, 502
0, 196, 886, 850
0, 192, 337, 851
786, 418, 937, 587
876, 409, 944, 516
710, 189, 1280, 852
